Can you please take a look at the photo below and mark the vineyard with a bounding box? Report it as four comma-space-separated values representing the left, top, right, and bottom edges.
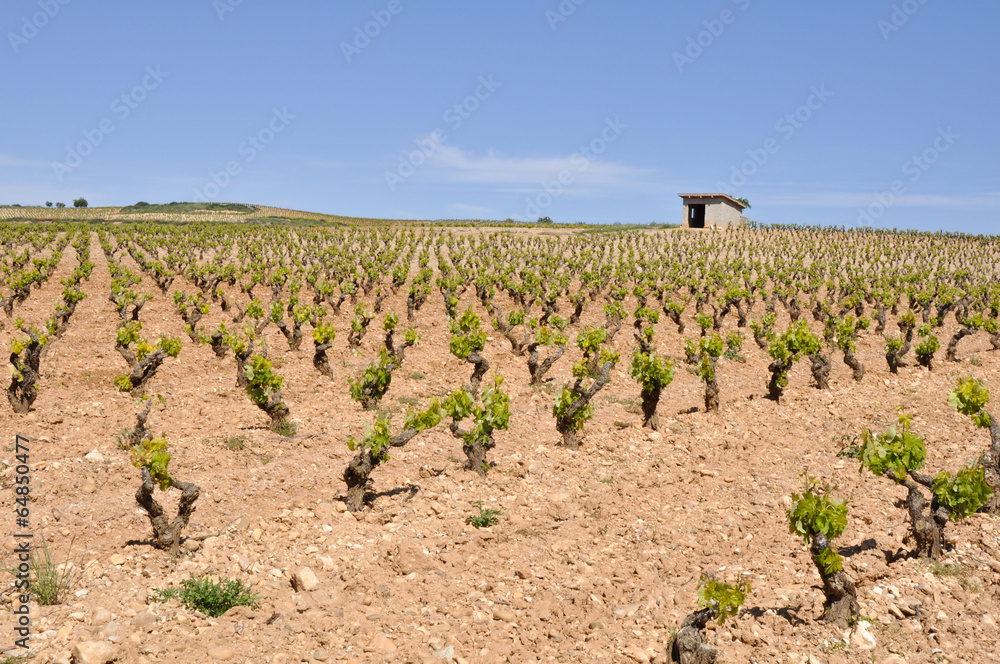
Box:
2, 220, 1000, 664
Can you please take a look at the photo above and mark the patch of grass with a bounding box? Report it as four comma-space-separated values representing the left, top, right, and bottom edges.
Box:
466, 502, 502, 528
606, 396, 642, 415
5, 535, 86, 606
408, 371, 426, 380
599, 477, 614, 484
0, 654, 31, 664
613, 420, 631, 429
152, 574, 260, 618
835, 433, 864, 459
226, 435, 249, 451
397, 396, 420, 407
924, 560, 969, 580
269, 419, 297, 437
819, 640, 849, 654
970, 354, 982, 366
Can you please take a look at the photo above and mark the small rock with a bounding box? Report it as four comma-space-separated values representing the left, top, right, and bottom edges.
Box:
292, 567, 318, 592
850, 622, 876, 651
184, 539, 202, 552
881, 656, 907, 664
207, 646, 235, 661
493, 609, 516, 622
132, 612, 156, 630
108, 554, 125, 566
646, 431, 661, 441
625, 647, 650, 663
313, 650, 330, 662
84, 450, 104, 463
92, 608, 112, 625
71, 641, 118, 664
364, 633, 396, 653
82, 477, 96, 493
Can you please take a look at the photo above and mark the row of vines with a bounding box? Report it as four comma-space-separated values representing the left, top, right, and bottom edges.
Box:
4, 221, 1000, 654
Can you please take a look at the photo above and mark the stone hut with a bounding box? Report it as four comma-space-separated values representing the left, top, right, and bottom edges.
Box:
679, 193, 747, 229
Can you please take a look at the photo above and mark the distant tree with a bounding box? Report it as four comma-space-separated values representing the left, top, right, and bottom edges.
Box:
737, 198, 751, 209
537, 216, 553, 224
55, 202, 66, 208
45, 201, 53, 208
135, 201, 150, 208
73, 197, 88, 208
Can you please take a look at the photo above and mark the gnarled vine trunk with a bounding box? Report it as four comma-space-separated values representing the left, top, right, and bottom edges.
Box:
843, 348, 865, 381
343, 427, 420, 512
135, 468, 200, 555
556, 361, 613, 450
945, 327, 973, 362
527, 343, 565, 385
809, 352, 831, 390
667, 607, 719, 664
464, 350, 490, 397
809, 533, 858, 627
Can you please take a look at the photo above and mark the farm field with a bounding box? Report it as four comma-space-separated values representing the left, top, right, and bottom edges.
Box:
2, 221, 1000, 664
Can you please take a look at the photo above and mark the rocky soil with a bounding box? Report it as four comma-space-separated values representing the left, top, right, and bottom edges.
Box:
2, 232, 1000, 664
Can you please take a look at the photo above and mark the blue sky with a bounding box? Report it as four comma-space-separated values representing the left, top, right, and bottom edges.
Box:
2, 1, 998, 232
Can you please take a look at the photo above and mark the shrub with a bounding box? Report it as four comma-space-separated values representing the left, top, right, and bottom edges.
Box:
130, 434, 201, 552
244, 354, 291, 431
348, 303, 374, 347
554, 327, 618, 449
629, 348, 675, 429
950, 376, 999, 511
443, 375, 511, 476
152, 575, 260, 617
466, 502, 502, 528
684, 335, 723, 412
450, 306, 490, 395
859, 412, 991, 558
766, 320, 821, 401
343, 401, 442, 511
668, 574, 748, 662
8, 326, 47, 414
6, 535, 86, 606
915, 324, 940, 368
113, 322, 181, 397
787, 479, 857, 626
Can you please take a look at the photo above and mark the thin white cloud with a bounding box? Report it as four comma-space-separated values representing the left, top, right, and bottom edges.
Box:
420, 142, 658, 191
0, 155, 51, 168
